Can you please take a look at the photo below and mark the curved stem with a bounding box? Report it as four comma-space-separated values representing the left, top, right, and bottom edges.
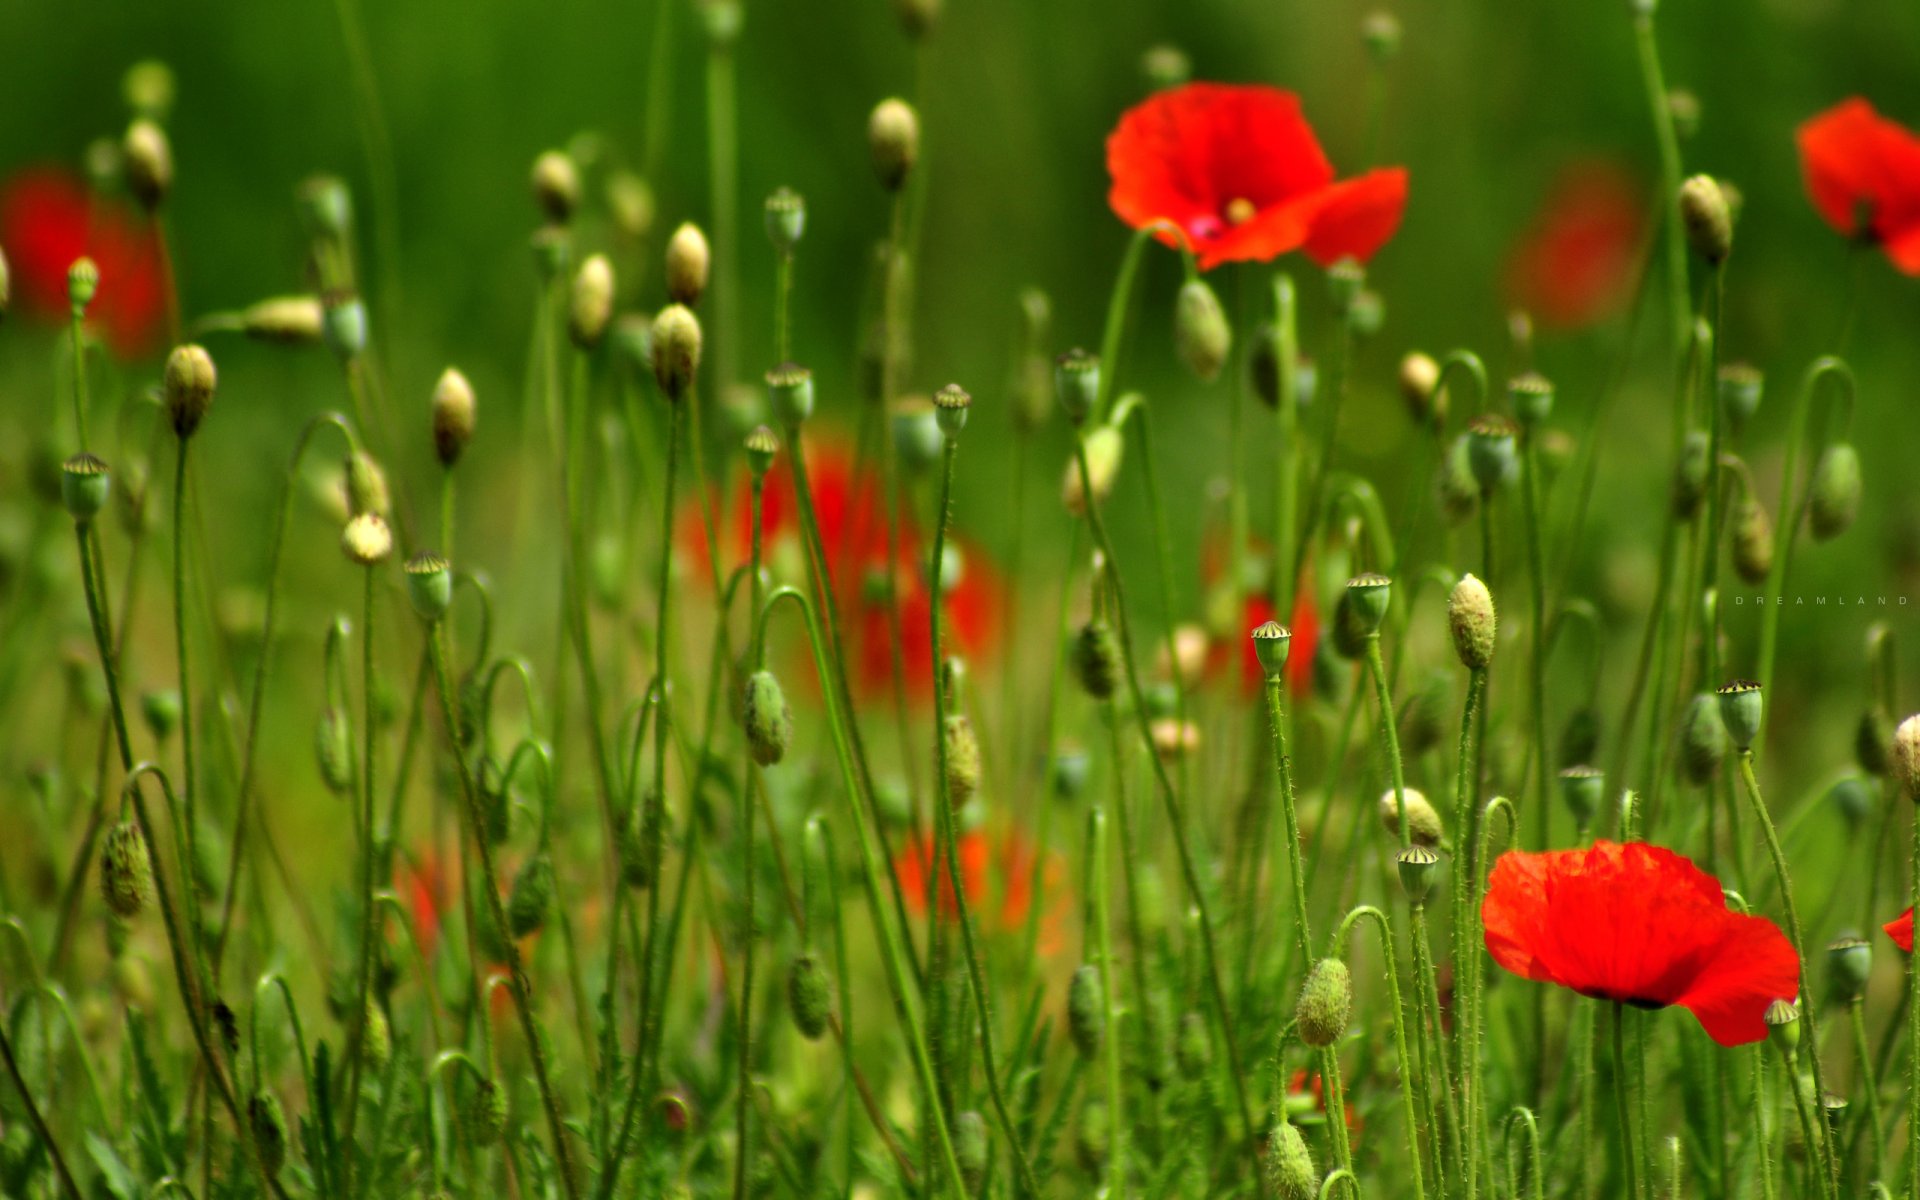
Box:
1757, 358, 1855, 699
1335, 905, 1427, 1200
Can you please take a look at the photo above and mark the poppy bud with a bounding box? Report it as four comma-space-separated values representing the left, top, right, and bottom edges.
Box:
890, 396, 942, 475
363, 1002, 392, 1073
1362, 10, 1402, 60
1668, 89, 1701, 140
240, 295, 325, 343
943, 714, 982, 806
1296, 958, 1352, 1047
1808, 443, 1861, 541
61, 453, 111, 523
250, 1090, 289, 1178
933, 381, 971, 438
102, 821, 155, 918
1054, 349, 1099, 425
1716, 680, 1763, 752
1679, 175, 1733, 264
1174, 279, 1231, 382
1399, 351, 1442, 428
1345, 573, 1392, 635
1051, 748, 1090, 799
788, 952, 832, 1039
651, 304, 703, 399
164, 344, 217, 438
1559, 765, 1604, 828
508, 853, 554, 938
1466, 413, 1518, 493
1680, 693, 1728, 786
1892, 715, 1920, 800
433, 367, 477, 467
1142, 43, 1191, 90
868, 98, 920, 191
1251, 620, 1291, 681
1397, 845, 1440, 904
1732, 497, 1774, 585
1265, 1120, 1316, 1200
608, 170, 655, 239
1068, 964, 1104, 1059
1397, 670, 1451, 757
1378, 787, 1444, 848
123, 119, 172, 211
618, 802, 659, 889
765, 186, 806, 252
298, 175, 353, 240
530, 226, 571, 285
1763, 998, 1800, 1053
67, 257, 101, 318
1509, 372, 1554, 427
1150, 717, 1201, 760
316, 706, 355, 794
1447, 573, 1496, 670
1072, 620, 1122, 700
664, 223, 710, 307
1437, 436, 1479, 524
1671, 430, 1711, 519
1718, 362, 1763, 431
744, 425, 779, 480
954, 1110, 988, 1192
1062, 425, 1124, 517
322, 292, 369, 360
465, 1078, 509, 1147
140, 689, 181, 743
341, 450, 389, 518
743, 670, 793, 766
405, 553, 452, 622
1827, 776, 1873, 829
570, 254, 615, 348
766, 363, 813, 425
1828, 935, 1871, 1000
341, 512, 393, 566
531, 150, 581, 222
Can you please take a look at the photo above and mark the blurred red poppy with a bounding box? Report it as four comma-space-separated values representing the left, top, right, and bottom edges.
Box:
0, 167, 166, 356
396, 849, 450, 960
893, 826, 1066, 950
1286, 1068, 1361, 1139
1482, 840, 1798, 1047
1234, 591, 1319, 700
1797, 98, 1920, 274
1106, 82, 1408, 271
1505, 159, 1643, 329
1886, 906, 1913, 951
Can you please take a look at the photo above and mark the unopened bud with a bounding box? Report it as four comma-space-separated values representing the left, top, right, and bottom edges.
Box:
1142, 43, 1191, 90
1068, 964, 1104, 1058
123, 119, 173, 211
1062, 425, 1123, 516
1379, 787, 1444, 848
570, 254, 615, 348
123, 60, 175, 119
1362, 11, 1402, 60
163, 344, 217, 438
1672, 430, 1711, 519
432, 367, 477, 467
341, 512, 393, 566
1892, 715, 1920, 800
531, 150, 580, 223
242, 295, 325, 343
102, 821, 155, 918
141, 689, 181, 742
788, 953, 832, 1039
1447, 573, 1496, 670
250, 1091, 289, 1178
465, 1078, 509, 1147
765, 187, 805, 252
1808, 443, 1861, 541
322, 292, 368, 360
316, 706, 354, 794
664, 223, 710, 307
1174, 279, 1231, 382
944, 714, 982, 805
1679, 175, 1733, 264
743, 670, 794, 766
1295, 958, 1352, 1047
895, 0, 941, 37
1266, 1120, 1316, 1200
507, 853, 555, 938
1399, 351, 1442, 427
1680, 693, 1728, 786
651, 304, 703, 399
1718, 362, 1763, 430
868, 99, 920, 191
1072, 619, 1122, 700
1732, 497, 1774, 585
69, 257, 100, 315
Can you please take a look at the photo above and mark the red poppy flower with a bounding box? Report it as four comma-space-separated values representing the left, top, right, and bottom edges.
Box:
1481, 840, 1798, 1047
892, 826, 1067, 950
1106, 83, 1408, 271
0, 167, 166, 356
396, 849, 451, 960
1233, 590, 1319, 699
1504, 159, 1643, 329
1886, 907, 1913, 951
1797, 98, 1920, 274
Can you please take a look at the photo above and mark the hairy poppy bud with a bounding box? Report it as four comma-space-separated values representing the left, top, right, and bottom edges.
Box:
507, 853, 554, 938
1808, 443, 1861, 541
1679, 175, 1733, 264
766, 362, 813, 425
1732, 497, 1774, 585
570, 254, 615, 348
1265, 1120, 1316, 1200
1509, 372, 1554, 427
618, 802, 659, 889
1447, 573, 1496, 670
1296, 958, 1352, 1047
344, 450, 390, 518
764, 186, 805, 252
651, 304, 703, 399
742, 670, 793, 766
1250, 619, 1291, 681
405, 553, 452, 622
1892, 715, 1920, 801
363, 1002, 392, 1073
788, 952, 832, 1039
1672, 430, 1711, 519
123, 119, 172, 211
1072, 619, 1122, 700
164, 344, 217, 438
250, 1090, 289, 1178
1829, 935, 1871, 1000
1062, 425, 1123, 516
1718, 362, 1763, 431
1466, 413, 1518, 493
1717, 680, 1763, 752
1680, 693, 1728, 786
1764, 998, 1800, 1053
1559, 765, 1604, 828
531, 150, 580, 222
1399, 351, 1442, 428
868, 99, 920, 191
316, 706, 355, 794
1068, 964, 1104, 1059
1055, 349, 1100, 425
955, 1110, 988, 1192
466, 1078, 509, 1147
102, 821, 155, 917
933, 381, 971, 438
432, 367, 477, 467
1174, 279, 1231, 382
1345, 573, 1392, 635
61, 453, 111, 523
1857, 708, 1891, 777
943, 713, 982, 805
1397, 844, 1440, 904
1379, 787, 1444, 848
665, 223, 710, 307
341, 512, 393, 566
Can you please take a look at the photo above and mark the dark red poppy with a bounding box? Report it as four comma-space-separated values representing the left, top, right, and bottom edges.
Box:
893, 826, 1066, 949
1106, 82, 1408, 271
1504, 159, 1643, 329
1797, 98, 1920, 274
1886, 907, 1913, 951
1482, 840, 1798, 1047
0, 167, 166, 356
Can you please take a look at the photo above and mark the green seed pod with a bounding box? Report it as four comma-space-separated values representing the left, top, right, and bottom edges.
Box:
315, 707, 355, 795
1718, 362, 1763, 431
465, 1077, 509, 1146
1808, 443, 1862, 541
1716, 680, 1764, 752
1560, 706, 1601, 768
141, 689, 181, 742
1828, 935, 1872, 1000
1559, 765, 1605, 829
766, 362, 814, 425
1174, 279, 1232, 382
1378, 787, 1444, 848
1175, 1010, 1211, 1074
1680, 693, 1728, 786
1397, 845, 1440, 905
249, 1090, 288, 1178
868, 98, 920, 192
1732, 497, 1774, 585
891, 397, 943, 474
1067, 964, 1104, 1060
788, 953, 832, 1040
1764, 998, 1800, 1054
1679, 174, 1733, 264
1329, 589, 1370, 660
764, 186, 806, 252
1466, 413, 1519, 493
1447, 573, 1496, 670
1437, 434, 1480, 525
101, 821, 155, 918
1055, 349, 1099, 425
1344, 573, 1392, 635
405, 553, 452, 622
1251, 619, 1292, 681
1266, 1120, 1317, 1200
943, 713, 982, 807
363, 1001, 392, 1074
60, 452, 111, 523
1893, 715, 1920, 801
1295, 958, 1352, 1047
955, 1109, 989, 1193
507, 854, 555, 938
742, 670, 794, 766
1509, 371, 1555, 427
1072, 620, 1122, 700
933, 381, 971, 438
163, 344, 217, 438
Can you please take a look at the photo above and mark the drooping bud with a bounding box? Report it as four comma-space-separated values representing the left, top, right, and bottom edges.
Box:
241, 295, 325, 343
465, 1078, 509, 1147
61, 453, 111, 523
664, 223, 710, 307
1072, 619, 1122, 700
1559, 765, 1604, 829
1716, 680, 1764, 752
1068, 964, 1104, 1059
1808, 443, 1862, 541
944, 713, 983, 806
341, 512, 394, 566
650, 304, 703, 399
1062, 425, 1123, 516
1344, 573, 1392, 636
432, 367, 477, 467
570, 254, 615, 348
531, 150, 581, 223
1892, 715, 1920, 800
1174, 279, 1231, 382
507, 853, 555, 938
1672, 430, 1711, 519
787, 953, 832, 1039
764, 187, 806, 252
1378, 787, 1444, 848
250, 1090, 289, 1178
316, 707, 355, 794
766, 362, 813, 424
363, 1002, 392, 1073
1295, 958, 1352, 1047
868, 98, 920, 191
1250, 620, 1291, 681
1397, 845, 1440, 904
743, 670, 793, 766
345, 450, 391, 517
405, 553, 452, 622
1718, 362, 1763, 431
1437, 436, 1479, 524
1447, 573, 1496, 670
163, 344, 217, 438
298, 175, 353, 240
1399, 351, 1442, 428
1679, 175, 1733, 264
1680, 693, 1728, 786
933, 381, 971, 438
101, 821, 155, 917
1054, 349, 1099, 425
1732, 497, 1774, 585
1466, 413, 1518, 493
1265, 1120, 1317, 1200
123, 119, 173, 212
1509, 371, 1555, 427
1857, 708, 1891, 777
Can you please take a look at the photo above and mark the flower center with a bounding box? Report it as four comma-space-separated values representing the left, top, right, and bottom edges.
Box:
1225, 197, 1258, 226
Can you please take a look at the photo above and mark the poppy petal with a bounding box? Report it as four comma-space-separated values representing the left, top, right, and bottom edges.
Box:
1798, 99, 1893, 237
1886, 907, 1914, 952
1303, 168, 1409, 267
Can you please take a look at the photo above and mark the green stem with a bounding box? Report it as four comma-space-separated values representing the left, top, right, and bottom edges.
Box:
1631, 7, 1689, 360
0, 1017, 83, 1200
1752, 1045, 1777, 1200
339, 564, 382, 1162
1909, 795, 1920, 1200
1263, 676, 1311, 966
1756, 359, 1854, 700
170, 436, 197, 929
1851, 998, 1883, 1188
1271, 274, 1300, 620
1089, 805, 1127, 1197
68, 308, 90, 451
1336, 905, 1427, 1200
1365, 636, 1410, 846
1520, 429, 1553, 853
1612, 1003, 1642, 1200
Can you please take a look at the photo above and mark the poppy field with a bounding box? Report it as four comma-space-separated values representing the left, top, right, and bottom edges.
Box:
4, 1, 1920, 1198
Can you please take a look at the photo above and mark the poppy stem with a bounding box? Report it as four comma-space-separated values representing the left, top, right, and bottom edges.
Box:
1086, 804, 1128, 1197
1336, 905, 1426, 1200
1849, 997, 1883, 1188
1910, 792, 1920, 1200
1751, 1044, 1777, 1200
1409, 902, 1458, 1193
66, 307, 89, 452
1270, 273, 1300, 623
1630, 5, 1690, 361
338, 561, 382, 1165
1450, 665, 1488, 1197
1364, 636, 1410, 847
1610, 1002, 1642, 1200
1262, 674, 1311, 967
